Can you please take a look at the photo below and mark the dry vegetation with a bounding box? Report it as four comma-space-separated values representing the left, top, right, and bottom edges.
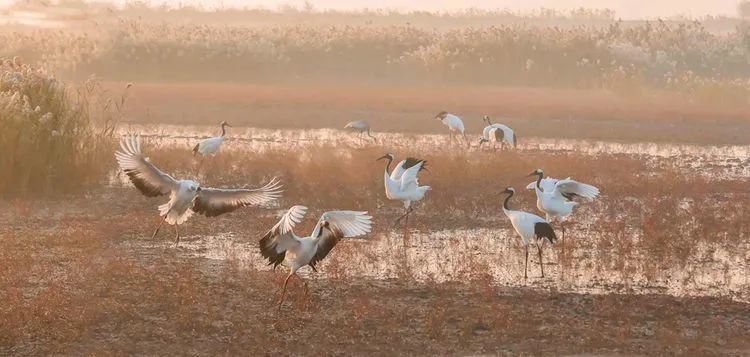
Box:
0, 143, 748, 354
1, 4, 749, 354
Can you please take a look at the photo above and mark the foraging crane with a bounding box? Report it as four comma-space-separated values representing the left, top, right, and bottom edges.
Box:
526, 169, 599, 241
259, 206, 372, 310
500, 187, 557, 279
434, 111, 469, 148
344, 119, 376, 144
479, 115, 517, 151
377, 153, 431, 229
193, 121, 231, 156
115, 134, 282, 245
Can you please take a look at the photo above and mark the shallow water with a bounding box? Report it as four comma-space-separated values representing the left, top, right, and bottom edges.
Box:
118, 124, 750, 180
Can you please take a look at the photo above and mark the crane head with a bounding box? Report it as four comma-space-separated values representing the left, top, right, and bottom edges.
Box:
376, 153, 394, 162
482, 115, 491, 124
527, 169, 543, 177
501, 187, 515, 195
434, 111, 448, 120
220, 121, 231, 127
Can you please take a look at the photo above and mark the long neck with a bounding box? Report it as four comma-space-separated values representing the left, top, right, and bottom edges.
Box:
535, 174, 542, 190
383, 157, 393, 174
220, 124, 227, 137
503, 191, 514, 211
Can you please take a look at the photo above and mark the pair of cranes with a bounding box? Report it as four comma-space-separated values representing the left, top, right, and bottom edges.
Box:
117, 133, 373, 311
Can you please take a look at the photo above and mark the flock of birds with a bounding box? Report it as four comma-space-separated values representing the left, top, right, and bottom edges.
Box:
116, 111, 599, 309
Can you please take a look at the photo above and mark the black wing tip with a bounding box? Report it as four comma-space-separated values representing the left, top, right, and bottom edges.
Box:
259, 230, 285, 267
192, 143, 200, 156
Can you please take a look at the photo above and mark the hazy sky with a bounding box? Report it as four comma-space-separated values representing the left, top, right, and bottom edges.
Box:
2, 0, 741, 19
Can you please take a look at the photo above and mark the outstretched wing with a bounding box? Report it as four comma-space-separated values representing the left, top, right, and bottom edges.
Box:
192, 178, 283, 217
309, 210, 372, 268
552, 179, 599, 201
258, 205, 308, 268
390, 157, 427, 181
114, 134, 178, 197
399, 161, 425, 192
526, 177, 559, 192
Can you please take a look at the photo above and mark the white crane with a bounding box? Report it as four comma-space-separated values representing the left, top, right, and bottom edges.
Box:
193, 121, 231, 156
526, 169, 599, 241
479, 115, 517, 151
259, 206, 372, 310
377, 153, 431, 229
434, 111, 469, 148
116, 134, 282, 245
344, 119, 376, 144
500, 187, 557, 279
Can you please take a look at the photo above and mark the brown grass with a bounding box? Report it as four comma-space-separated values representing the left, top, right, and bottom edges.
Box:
0, 142, 748, 354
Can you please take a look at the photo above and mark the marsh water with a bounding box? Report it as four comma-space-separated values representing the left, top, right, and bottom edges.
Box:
115, 125, 750, 302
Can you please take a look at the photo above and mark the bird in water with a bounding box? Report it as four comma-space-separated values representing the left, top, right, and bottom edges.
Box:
377, 153, 431, 231
500, 187, 557, 279
526, 169, 599, 242
193, 121, 231, 156
259, 206, 372, 310
115, 134, 282, 245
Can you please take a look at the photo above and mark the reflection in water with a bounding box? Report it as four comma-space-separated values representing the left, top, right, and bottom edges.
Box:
172, 227, 749, 303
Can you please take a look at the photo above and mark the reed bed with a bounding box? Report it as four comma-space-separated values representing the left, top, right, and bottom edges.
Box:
0, 59, 120, 196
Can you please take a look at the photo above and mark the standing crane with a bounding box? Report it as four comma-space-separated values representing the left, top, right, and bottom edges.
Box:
193, 121, 231, 156
116, 134, 282, 245
479, 115, 517, 151
259, 206, 372, 310
377, 153, 431, 230
344, 119, 376, 144
500, 187, 557, 279
435, 111, 469, 148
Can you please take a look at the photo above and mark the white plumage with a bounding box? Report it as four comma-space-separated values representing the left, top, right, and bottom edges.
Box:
377, 154, 431, 229
435, 111, 469, 147
344, 119, 376, 143
526, 168, 599, 240
193, 121, 231, 156
479, 115, 517, 150
115, 134, 282, 245
259, 206, 373, 310
500, 187, 557, 279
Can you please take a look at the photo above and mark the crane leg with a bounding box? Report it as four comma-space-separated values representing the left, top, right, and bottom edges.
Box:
277, 271, 294, 311
462, 132, 469, 148
538, 242, 545, 278
174, 224, 180, 246
151, 216, 166, 239
524, 245, 529, 280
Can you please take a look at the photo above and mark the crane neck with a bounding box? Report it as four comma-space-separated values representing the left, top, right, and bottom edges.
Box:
535, 173, 543, 190
502, 191, 514, 211
220, 124, 227, 137
383, 156, 393, 174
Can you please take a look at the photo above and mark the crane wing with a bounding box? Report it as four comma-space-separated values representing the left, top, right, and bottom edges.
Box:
390, 157, 427, 181
258, 205, 308, 268
115, 134, 178, 197
309, 210, 372, 268
526, 177, 559, 192
553, 179, 599, 200
192, 178, 283, 217
399, 161, 424, 192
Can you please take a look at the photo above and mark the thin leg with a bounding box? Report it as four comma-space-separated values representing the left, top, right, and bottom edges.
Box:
277, 271, 294, 311
151, 216, 166, 239
462, 132, 469, 148
524, 245, 529, 279
538, 242, 545, 278
174, 224, 180, 246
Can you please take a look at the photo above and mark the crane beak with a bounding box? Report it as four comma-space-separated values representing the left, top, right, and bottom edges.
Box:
376, 154, 389, 161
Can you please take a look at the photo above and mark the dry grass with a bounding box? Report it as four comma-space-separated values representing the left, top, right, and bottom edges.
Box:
0, 59, 122, 196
